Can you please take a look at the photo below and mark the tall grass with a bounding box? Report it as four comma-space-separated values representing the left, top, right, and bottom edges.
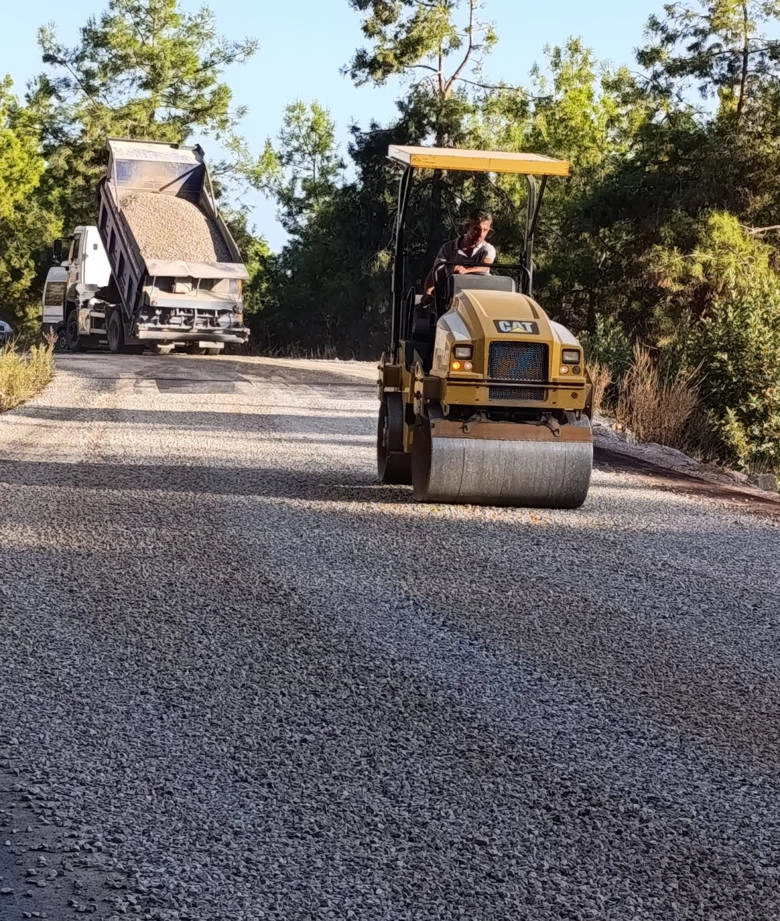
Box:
0, 339, 56, 412
616, 344, 699, 448
586, 361, 612, 416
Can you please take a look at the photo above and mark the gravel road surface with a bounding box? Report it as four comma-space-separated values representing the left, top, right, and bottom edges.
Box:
0, 353, 778, 921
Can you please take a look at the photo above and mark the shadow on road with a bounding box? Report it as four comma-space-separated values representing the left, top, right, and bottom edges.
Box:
0, 457, 414, 505
11, 405, 376, 435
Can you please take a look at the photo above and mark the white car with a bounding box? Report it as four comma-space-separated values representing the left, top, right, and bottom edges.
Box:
0, 320, 12, 345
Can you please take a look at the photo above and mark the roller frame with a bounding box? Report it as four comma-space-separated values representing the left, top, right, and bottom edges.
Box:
379, 145, 593, 508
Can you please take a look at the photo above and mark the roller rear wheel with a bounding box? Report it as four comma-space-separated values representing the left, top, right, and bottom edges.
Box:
377, 393, 412, 485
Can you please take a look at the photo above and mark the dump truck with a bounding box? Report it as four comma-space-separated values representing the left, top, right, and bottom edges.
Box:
42, 138, 249, 353
377, 145, 593, 508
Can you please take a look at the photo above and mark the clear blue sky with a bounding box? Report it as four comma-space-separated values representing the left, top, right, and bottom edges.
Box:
2, 0, 656, 250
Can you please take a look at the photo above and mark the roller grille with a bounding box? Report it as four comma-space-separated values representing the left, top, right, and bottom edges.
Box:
488, 341, 548, 382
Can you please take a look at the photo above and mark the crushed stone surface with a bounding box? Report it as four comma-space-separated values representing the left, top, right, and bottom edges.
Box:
119, 192, 232, 263
0, 354, 777, 921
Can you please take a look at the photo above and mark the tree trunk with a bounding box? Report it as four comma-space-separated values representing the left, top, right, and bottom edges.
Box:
736, 1, 749, 120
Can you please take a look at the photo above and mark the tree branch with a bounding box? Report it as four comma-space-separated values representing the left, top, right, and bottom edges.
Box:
453, 76, 520, 92
743, 224, 780, 235
443, 0, 476, 99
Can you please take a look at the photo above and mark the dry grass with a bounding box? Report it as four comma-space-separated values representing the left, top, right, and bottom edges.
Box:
617, 344, 699, 447
0, 338, 56, 413
586, 361, 612, 415
256, 342, 342, 360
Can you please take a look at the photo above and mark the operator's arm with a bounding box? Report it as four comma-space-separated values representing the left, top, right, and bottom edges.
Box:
452, 244, 496, 276
455, 260, 494, 276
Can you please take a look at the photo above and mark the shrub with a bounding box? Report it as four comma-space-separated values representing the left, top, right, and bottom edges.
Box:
642, 212, 780, 474
0, 339, 55, 412
580, 313, 633, 380
686, 280, 780, 473
616, 343, 699, 447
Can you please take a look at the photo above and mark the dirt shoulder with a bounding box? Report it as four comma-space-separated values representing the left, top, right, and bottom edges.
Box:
594, 442, 780, 520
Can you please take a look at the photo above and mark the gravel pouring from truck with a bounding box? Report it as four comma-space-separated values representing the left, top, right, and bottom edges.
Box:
44, 139, 250, 353
98, 139, 249, 352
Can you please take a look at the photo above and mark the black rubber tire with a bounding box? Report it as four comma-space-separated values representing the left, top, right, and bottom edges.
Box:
106, 309, 124, 353
65, 310, 81, 352
411, 414, 433, 500
377, 393, 412, 485
54, 328, 68, 352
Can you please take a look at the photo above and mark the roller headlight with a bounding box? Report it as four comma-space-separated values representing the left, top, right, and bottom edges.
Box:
562, 348, 580, 364
453, 344, 473, 359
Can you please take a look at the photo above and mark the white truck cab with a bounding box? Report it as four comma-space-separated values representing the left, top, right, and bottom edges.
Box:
42, 226, 113, 350
66, 226, 112, 291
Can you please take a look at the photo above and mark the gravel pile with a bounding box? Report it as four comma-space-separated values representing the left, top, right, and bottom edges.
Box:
120, 192, 232, 263
0, 354, 777, 921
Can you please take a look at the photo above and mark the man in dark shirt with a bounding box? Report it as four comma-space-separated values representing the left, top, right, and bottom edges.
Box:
424, 211, 496, 300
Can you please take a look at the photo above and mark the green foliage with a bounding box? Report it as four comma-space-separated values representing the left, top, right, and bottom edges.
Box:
510, 42, 652, 331
36, 0, 256, 136
348, 0, 497, 98
680, 217, 780, 470
579, 313, 634, 379
650, 210, 772, 331
647, 213, 780, 471
28, 0, 257, 230
256, 147, 395, 358
526, 40, 640, 171
219, 207, 275, 324
348, 0, 497, 148
692, 284, 780, 471
638, 0, 780, 119
0, 79, 61, 322
262, 101, 345, 235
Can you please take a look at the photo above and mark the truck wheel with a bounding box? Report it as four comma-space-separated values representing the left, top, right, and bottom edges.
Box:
107, 309, 124, 353
54, 328, 68, 352
65, 311, 82, 352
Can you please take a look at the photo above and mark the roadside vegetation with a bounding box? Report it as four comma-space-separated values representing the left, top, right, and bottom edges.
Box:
0, 0, 778, 475
0, 338, 55, 412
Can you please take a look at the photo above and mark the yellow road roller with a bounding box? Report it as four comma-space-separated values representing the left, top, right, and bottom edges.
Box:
377, 145, 593, 507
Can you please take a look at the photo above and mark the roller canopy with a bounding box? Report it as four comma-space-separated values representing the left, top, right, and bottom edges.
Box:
387, 145, 570, 177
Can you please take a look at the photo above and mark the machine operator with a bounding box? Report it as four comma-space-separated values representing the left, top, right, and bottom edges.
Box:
423, 211, 496, 303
